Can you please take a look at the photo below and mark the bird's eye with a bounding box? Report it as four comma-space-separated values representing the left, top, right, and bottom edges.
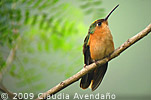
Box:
97, 22, 102, 26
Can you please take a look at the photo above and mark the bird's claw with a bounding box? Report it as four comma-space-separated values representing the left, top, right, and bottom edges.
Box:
83, 64, 87, 68
94, 60, 99, 66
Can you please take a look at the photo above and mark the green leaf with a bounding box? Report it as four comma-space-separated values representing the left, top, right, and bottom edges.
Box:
85, 8, 93, 15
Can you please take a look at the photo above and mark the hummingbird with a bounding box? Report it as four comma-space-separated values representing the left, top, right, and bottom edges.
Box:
80, 4, 119, 91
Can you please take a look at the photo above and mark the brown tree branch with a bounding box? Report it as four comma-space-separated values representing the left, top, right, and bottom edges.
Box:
36, 24, 151, 100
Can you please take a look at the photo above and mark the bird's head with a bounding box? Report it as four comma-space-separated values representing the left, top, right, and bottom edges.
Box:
88, 4, 119, 34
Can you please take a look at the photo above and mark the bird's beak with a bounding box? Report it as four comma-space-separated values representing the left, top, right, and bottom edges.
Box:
104, 4, 119, 21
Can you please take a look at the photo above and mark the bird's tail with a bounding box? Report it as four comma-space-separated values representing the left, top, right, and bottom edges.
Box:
80, 71, 93, 89
80, 63, 108, 91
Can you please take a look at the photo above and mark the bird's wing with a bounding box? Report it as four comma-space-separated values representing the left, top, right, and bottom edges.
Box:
80, 34, 93, 89
83, 34, 92, 65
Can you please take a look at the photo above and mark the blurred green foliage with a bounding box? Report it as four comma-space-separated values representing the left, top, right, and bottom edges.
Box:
0, 0, 105, 93
0, 0, 19, 47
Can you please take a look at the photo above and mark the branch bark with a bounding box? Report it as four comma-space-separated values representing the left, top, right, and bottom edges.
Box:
36, 24, 151, 100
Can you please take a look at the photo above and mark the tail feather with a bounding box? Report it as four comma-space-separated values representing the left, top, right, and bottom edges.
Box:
91, 63, 108, 91
80, 72, 93, 89
80, 63, 108, 91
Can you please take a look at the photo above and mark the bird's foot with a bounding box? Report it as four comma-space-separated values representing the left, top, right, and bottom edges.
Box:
105, 52, 113, 59
83, 64, 87, 68
93, 60, 100, 66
